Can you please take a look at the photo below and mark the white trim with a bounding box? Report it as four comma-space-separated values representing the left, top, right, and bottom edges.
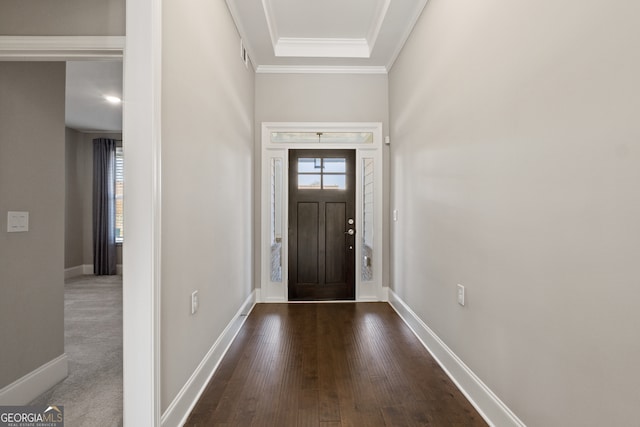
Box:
275, 37, 369, 58
64, 265, 84, 280
0, 36, 125, 60
0, 17, 159, 427
380, 286, 389, 302
258, 0, 376, 60
256, 0, 389, 61
387, 290, 526, 427
260, 0, 279, 52
366, 0, 391, 52
82, 264, 94, 275
386, 0, 430, 71
0, 354, 68, 405
263, 122, 383, 135
160, 291, 256, 427
256, 65, 387, 74
260, 123, 383, 303
123, 0, 163, 424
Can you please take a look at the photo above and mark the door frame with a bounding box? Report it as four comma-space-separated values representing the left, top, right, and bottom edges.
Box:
1, 27, 161, 425
260, 122, 384, 302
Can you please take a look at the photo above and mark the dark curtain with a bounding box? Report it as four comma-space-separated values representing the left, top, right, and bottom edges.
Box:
93, 138, 117, 275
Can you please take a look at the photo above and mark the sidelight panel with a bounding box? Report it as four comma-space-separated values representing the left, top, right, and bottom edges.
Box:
270, 158, 283, 282
362, 158, 374, 281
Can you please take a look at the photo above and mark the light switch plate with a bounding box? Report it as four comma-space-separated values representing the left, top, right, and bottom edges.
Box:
7, 211, 29, 232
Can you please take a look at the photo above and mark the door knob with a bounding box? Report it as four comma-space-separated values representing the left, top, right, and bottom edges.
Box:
345, 229, 355, 235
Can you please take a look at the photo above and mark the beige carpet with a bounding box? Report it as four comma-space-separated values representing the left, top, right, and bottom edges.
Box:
30, 275, 123, 427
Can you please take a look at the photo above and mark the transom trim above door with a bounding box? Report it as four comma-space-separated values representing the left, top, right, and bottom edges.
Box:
260, 122, 384, 303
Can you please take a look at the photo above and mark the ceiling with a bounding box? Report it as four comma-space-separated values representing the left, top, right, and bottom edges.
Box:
64, 1, 426, 131
226, 0, 428, 73
66, 60, 123, 133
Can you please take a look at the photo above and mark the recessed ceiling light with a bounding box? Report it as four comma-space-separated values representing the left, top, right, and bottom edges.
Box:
104, 95, 122, 104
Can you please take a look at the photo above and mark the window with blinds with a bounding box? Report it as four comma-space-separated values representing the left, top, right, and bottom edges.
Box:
115, 147, 124, 243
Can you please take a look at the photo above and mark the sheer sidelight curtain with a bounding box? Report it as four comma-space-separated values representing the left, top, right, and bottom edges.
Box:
93, 138, 117, 275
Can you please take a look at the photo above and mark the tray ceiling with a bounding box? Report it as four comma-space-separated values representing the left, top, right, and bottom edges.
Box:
226, 0, 428, 73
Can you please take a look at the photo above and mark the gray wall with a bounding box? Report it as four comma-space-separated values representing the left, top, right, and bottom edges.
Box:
65, 129, 123, 269
65, 128, 84, 268
0, 62, 66, 388
160, 0, 255, 411
254, 73, 390, 289
389, 0, 640, 425
0, 0, 124, 36
255, 74, 389, 124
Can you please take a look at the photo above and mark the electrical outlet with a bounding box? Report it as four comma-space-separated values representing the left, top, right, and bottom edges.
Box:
191, 291, 199, 315
457, 284, 465, 306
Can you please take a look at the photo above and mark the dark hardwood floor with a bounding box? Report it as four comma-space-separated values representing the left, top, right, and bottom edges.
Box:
185, 303, 487, 427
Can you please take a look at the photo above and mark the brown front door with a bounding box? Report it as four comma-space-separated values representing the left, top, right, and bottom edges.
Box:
288, 149, 356, 300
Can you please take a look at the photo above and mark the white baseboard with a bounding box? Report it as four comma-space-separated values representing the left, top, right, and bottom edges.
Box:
381, 286, 389, 301
0, 354, 68, 405
388, 290, 525, 427
64, 265, 84, 279
160, 291, 257, 427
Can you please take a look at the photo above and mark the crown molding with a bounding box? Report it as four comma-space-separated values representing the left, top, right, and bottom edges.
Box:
0, 36, 125, 60
261, 0, 381, 59
227, 0, 429, 71
261, 0, 279, 52
386, 0, 430, 71
366, 0, 391, 52
256, 65, 387, 75
274, 37, 370, 58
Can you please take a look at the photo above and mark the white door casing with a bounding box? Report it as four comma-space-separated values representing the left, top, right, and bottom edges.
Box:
260, 122, 384, 302
0, 29, 162, 426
